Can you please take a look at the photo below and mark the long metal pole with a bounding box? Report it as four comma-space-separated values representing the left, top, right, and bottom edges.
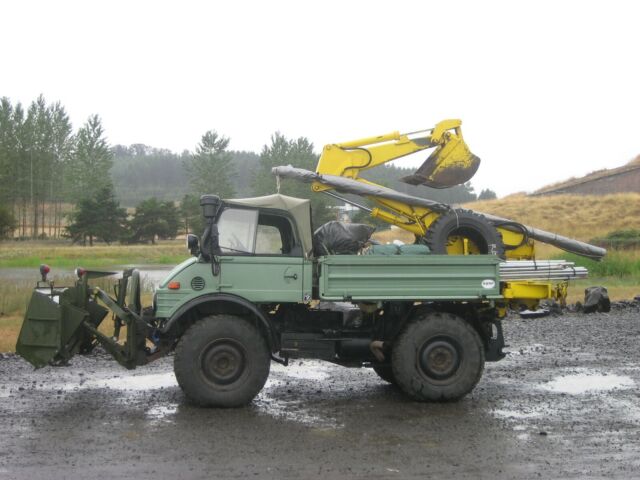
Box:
322, 191, 373, 213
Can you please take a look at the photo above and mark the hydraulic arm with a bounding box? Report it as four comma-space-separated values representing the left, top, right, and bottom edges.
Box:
314, 119, 480, 189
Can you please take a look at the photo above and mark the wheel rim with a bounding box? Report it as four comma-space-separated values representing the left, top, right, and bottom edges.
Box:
418, 336, 461, 381
200, 338, 247, 386
446, 227, 488, 255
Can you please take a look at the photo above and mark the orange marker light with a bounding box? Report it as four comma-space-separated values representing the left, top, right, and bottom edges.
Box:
168, 281, 181, 290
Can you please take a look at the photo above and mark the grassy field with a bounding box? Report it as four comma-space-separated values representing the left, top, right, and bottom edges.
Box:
0, 239, 188, 268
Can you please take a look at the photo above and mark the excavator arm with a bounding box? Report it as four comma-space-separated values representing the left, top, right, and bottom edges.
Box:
313, 119, 480, 190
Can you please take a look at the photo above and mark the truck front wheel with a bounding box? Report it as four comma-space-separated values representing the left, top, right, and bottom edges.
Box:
174, 315, 270, 407
392, 312, 484, 402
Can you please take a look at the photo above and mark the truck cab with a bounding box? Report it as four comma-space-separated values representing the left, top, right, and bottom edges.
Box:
154, 194, 314, 323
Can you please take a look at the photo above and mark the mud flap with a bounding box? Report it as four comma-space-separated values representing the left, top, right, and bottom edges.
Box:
16, 292, 87, 368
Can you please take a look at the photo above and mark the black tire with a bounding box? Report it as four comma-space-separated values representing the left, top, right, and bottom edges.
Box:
424, 209, 505, 258
174, 315, 270, 407
392, 311, 485, 402
372, 364, 397, 385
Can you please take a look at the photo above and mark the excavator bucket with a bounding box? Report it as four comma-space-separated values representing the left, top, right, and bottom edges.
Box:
401, 134, 480, 189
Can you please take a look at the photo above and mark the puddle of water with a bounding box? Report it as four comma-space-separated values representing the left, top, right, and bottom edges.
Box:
542, 373, 635, 394
504, 343, 546, 356
254, 392, 342, 429
17, 371, 179, 395
83, 372, 178, 391
493, 409, 544, 420
492, 368, 640, 438
273, 362, 331, 381
146, 403, 179, 422
255, 361, 342, 429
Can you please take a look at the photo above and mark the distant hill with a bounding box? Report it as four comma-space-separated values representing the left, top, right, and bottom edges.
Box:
466, 193, 640, 243
533, 155, 640, 196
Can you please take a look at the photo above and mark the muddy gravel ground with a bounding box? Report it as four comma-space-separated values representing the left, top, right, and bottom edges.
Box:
1, 308, 640, 480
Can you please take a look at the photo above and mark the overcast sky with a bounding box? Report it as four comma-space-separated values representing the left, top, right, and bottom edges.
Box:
2, 0, 639, 197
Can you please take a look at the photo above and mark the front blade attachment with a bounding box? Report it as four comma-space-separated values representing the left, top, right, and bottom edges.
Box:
16, 291, 87, 368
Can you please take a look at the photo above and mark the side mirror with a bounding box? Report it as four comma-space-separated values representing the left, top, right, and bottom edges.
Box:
186, 234, 199, 256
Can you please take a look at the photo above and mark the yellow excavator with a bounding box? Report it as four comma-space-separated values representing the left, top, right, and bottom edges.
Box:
312, 119, 533, 259
273, 119, 606, 308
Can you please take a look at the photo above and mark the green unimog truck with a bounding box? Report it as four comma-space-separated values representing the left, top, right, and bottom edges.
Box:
16, 194, 581, 407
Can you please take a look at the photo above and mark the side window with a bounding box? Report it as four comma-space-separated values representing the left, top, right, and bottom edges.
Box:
217, 208, 258, 254
255, 224, 283, 254
255, 213, 298, 256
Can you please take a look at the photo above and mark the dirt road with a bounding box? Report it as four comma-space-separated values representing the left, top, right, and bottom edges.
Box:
1, 308, 639, 479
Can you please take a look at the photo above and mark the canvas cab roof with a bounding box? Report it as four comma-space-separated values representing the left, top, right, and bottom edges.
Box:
225, 194, 313, 257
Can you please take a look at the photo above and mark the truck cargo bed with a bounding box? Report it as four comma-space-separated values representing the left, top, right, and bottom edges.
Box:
318, 254, 501, 301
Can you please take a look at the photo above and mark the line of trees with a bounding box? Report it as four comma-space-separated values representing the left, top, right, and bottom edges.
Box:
111, 142, 493, 208
66, 190, 180, 246
0, 95, 112, 239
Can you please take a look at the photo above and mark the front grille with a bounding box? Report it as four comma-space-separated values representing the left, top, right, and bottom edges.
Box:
191, 276, 205, 290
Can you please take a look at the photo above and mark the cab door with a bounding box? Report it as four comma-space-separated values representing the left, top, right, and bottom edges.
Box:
217, 207, 304, 303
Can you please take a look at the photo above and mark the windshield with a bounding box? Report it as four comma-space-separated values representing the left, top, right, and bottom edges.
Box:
217, 208, 258, 254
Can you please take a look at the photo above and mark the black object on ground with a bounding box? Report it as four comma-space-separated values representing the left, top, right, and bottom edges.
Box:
583, 286, 611, 313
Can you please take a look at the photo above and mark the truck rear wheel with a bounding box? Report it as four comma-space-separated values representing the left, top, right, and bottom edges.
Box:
372, 364, 397, 385
392, 311, 484, 402
174, 315, 270, 407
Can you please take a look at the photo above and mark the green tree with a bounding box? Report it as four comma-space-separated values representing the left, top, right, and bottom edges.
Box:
66, 185, 126, 246
128, 198, 180, 244
183, 130, 235, 198
254, 132, 334, 228
48, 102, 73, 238
478, 188, 497, 200
0, 95, 69, 239
180, 194, 204, 235
0, 204, 16, 238
67, 115, 113, 203
24, 95, 54, 238
0, 98, 21, 233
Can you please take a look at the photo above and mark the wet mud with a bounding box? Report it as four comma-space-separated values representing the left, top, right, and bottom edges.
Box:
1, 309, 639, 479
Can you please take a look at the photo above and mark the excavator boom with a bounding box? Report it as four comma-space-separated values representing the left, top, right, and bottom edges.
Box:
314, 119, 480, 189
